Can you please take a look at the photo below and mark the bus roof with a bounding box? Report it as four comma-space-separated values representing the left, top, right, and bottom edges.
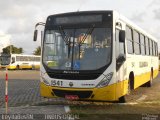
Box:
46, 10, 158, 42
48, 10, 113, 17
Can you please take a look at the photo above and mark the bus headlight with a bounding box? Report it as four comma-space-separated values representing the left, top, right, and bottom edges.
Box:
41, 77, 50, 86
96, 72, 113, 88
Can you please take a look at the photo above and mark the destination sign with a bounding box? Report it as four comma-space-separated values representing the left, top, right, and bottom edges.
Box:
55, 15, 102, 25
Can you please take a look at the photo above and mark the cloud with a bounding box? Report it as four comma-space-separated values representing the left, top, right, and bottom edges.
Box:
0, 33, 11, 52
153, 8, 160, 20
149, 0, 160, 7
0, 1, 45, 53
0, 0, 160, 53
131, 12, 146, 23
146, 0, 160, 20
0, 0, 85, 54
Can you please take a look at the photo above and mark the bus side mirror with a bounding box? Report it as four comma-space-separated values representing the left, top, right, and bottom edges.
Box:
119, 30, 125, 42
33, 30, 38, 41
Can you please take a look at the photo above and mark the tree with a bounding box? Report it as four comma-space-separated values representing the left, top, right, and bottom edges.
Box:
33, 46, 41, 55
2, 45, 23, 54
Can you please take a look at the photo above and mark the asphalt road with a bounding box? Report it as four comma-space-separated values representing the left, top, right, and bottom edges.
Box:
0, 70, 67, 116
0, 70, 42, 108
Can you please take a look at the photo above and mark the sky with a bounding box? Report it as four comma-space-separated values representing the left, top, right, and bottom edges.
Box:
0, 0, 160, 54
0, 33, 10, 53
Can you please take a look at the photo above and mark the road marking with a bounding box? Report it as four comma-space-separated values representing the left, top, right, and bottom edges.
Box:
136, 95, 147, 102
117, 102, 138, 105
64, 106, 75, 120
64, 106, 71, 113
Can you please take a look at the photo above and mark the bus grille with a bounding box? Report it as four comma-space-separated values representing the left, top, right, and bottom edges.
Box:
52, 89, 93, 98
48, 73, 100, 80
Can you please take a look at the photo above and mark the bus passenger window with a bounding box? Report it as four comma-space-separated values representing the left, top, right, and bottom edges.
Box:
126, 26, 134, 54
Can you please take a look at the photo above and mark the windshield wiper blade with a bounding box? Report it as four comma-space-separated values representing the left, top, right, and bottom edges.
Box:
68, 38, 71, 58
58, 26, 72, 59
79, 24, 95, 44
77, 25, 95, 59
58, 26, 70, 45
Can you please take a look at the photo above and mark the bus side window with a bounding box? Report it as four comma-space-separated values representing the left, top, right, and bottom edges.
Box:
126, 26, 134, 54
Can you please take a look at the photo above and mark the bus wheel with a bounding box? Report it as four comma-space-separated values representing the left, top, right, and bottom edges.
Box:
118, 80, 131, 103
128, 72, 134, 94
127, 80, 131, 95
118, 96, 126, 103
16, 65, 20, 70
32, 65, 35, 70
146, 69, 153, 87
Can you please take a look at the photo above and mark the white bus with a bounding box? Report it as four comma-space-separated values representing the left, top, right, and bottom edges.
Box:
159, 54, 160, 70
1, 54, 41, 70
34, 11, 159, 102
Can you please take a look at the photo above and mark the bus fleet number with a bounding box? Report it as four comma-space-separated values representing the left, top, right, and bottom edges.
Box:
51, 80, 63, 86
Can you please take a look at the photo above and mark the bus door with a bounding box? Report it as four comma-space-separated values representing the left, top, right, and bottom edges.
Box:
11, 57, 15, 64
115, 23, 127, 99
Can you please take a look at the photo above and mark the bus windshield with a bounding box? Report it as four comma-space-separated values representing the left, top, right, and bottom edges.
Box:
43, 27, 112, 70
0, 55, 11, 65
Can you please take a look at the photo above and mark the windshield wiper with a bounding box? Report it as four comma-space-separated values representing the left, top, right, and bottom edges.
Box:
68, 37, 71, 58
79, 24, 95, 44
58, 26, 70, 44
78, 24, 95, 59
58, 26, 71, 58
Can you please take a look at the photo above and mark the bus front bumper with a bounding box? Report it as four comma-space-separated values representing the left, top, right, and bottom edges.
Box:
40, 82, 120, 101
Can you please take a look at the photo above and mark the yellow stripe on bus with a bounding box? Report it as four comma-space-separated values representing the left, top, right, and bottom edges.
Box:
6, 65, 16, 70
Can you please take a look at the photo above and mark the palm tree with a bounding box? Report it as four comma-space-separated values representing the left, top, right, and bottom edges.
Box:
33, 46, 41, 55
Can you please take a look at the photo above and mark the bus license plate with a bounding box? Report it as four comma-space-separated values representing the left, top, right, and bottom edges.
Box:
65, 95, 79, 100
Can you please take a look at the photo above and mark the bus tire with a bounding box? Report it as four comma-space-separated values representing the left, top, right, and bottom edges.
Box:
146, 68, 153, 87
32, 65, 35, 70
127, 80, 131, 95
16, 65, 20, 70
118, 96, 126, 103
128, 72, 134, 93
